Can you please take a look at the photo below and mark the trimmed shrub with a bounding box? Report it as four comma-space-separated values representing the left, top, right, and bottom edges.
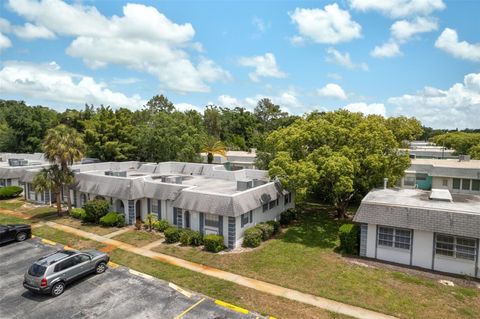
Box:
242, 227, 263, 248
71, 208, 86, 220
280, 208, 298, 226
153, 219, 170, 232
266, 220, 281, 235
339, 223, 360, 255
203, 234, 225, 252
0, 186, 23, 199
164, 227, 181, 243
83, 199, 110, 223
179, 229, 203, 246
99, 212, 125, 227
256, 223, 274, 241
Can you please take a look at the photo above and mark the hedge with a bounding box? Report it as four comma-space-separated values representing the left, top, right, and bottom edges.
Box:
280, 208, 298, 225
71, 208, 86, 220
180, 229, 203, 246
203, 234, 225, 252
99, 212, 125, 227
256, 223, 274, 241
153, 220, 170, 232
242, 227, 263, 248
266, 220, 281, 234
83, 199, 110, 223
0, 186, 23, 199
164, 227, 181, 243
339, 223, 360, 255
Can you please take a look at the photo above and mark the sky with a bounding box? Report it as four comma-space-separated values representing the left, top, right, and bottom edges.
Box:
0, 0, 479, 129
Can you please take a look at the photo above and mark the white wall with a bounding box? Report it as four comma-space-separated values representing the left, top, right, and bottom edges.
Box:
434, 255, 477, 277
411, 230, 433, 269
377, 246, 411, 265
366, 224, 377, 259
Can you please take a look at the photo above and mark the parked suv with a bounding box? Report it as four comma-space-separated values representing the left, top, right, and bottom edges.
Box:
23, 249, 110, 296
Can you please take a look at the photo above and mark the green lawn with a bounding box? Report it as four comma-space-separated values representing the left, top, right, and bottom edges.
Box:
112, 230, 163, 247
0, 212, 31, 224
33, 225, 105, 250
0, 198, 25, 210
110, 249, 350, 319
152, 203, 480, 319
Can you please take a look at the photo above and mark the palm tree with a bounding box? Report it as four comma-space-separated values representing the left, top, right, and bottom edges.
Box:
33, 165, 74, 216
43, 124, 85, 213
202, 136, 227, 164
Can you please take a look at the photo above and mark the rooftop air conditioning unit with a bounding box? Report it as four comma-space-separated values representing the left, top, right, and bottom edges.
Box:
104, 170, 113, 176
237, 180, 253, 191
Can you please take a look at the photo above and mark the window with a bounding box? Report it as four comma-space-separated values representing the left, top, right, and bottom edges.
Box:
241, 213, 249, 227
403, 175, 415, 186
173, 207, 181, 226
453, 178, 461, 189
28, 184, 35, 200
55, 258, 75, 272
0, 179, 4, 187
151, 200, 158, 213
442, 179, 448, 187
377, 226, 411, 250
415, 173, 428, 181
284, 192, 292, 205
472, 179, 480, 191
205, 214, 220, 228
462, 179, 471, 190
269, 200, 276, 210
262, 203, 268, 212
436, 234, 476, 261
73, 254, 91, 264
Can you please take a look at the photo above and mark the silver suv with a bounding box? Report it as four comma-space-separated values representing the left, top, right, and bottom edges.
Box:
23, 249, 110, 297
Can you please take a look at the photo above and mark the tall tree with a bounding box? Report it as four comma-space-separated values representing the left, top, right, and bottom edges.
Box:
146, 95, 175, 113
202, 136, 227, 164
43, 124, 86, 213
254, 98, 288, 132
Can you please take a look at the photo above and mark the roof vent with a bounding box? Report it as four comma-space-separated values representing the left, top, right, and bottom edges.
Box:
237, 180, 253, 191
165, 175, 182, 184
8, 159, 28, 166
252, 179, 267, 187
458, 154, 470, 162
429, 189, 453, 202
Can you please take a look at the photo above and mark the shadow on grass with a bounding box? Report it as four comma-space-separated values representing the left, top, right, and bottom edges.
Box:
280, 204, 345, 249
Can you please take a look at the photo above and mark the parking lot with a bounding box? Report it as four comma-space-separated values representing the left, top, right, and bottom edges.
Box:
0, 238, 262, 319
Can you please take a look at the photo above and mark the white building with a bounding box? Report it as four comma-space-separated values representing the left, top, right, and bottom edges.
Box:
200, 150, 257, 170
21, 161, 294, 249
399, 158, 480, 193
399, 141, 457, 159
354, 188, 480, 278
0, 153, 49, 188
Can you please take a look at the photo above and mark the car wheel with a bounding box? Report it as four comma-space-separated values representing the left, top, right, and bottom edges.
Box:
51, 282, 65, 297
16, 232, 27, 242
95, 262, 107, 274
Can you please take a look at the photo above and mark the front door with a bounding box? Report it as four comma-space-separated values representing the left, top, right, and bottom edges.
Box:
185, 211, 190, 229
135, 200, 142, 221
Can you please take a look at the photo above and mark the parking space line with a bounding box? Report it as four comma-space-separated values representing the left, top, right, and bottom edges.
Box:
107, 261, 119, 269
214, 299, 249, 315
174, 297, 205, 319
169, 282, 192, 298
41, 238, 56, 245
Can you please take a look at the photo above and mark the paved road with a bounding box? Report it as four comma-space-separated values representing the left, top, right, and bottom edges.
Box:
0, 238, 261, 319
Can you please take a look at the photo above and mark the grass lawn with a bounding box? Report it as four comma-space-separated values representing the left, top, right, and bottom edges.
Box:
33, 225, 106, 250
109, 248, 350, 319
152, 203, 480, 319
112, 230, 163, 247
0, 212, 31, 224
0, 198, 25, 210
40, 214, 123, 236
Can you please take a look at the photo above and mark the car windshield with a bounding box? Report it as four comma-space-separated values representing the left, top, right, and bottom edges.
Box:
28, 264, 47, 277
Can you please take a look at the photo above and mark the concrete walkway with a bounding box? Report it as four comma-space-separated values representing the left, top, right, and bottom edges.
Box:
103, 227, 132, 239
141, 238, 165, 250
41, 220, 397, 319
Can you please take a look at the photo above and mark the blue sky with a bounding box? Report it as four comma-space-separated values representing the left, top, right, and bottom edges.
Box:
0, 0, 479, 128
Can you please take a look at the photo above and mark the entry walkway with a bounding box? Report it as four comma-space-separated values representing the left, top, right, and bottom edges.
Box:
41, 220, 397, 319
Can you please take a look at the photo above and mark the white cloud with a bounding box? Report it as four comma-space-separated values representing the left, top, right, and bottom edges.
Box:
317, 83, 347, 100
435, 28, 480, 62
391, 17, 438, 42
371, 41, 402, 58
327, 73, 342, 80
343, 102, 386, 116
175, 102, 201, 112
218, 94, 240, 107
239, 53, 286, 82
0, 61, 145, 108
388, 73, 480, 129
290, 4, 362, 44
326, 47, 368, 70
349, 0, 445, 18
252, 17, 269, 34
14, 23, 55, 39
0, 32, 12, 51
7, 0, 230, 93
0, 18, 11, 33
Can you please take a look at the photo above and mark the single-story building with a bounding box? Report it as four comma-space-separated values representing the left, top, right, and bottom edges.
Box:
0, 153, 49, 188
354, 188, 480, 278
21, 161, 294, 249
200, 150, 257, 170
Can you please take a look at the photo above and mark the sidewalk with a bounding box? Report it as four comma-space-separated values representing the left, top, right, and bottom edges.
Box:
41, 220, 397, 319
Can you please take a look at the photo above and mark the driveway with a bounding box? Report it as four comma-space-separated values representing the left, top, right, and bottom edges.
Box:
0, 238, 261, 319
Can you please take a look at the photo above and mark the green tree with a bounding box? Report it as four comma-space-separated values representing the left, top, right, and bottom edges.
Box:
146, 95, 175, 113
32, 165, 73, 216
203, 106, 222, 138
468, 144, 480, 159
43, 124, 86, 213
386, 116, 423, 143
201, 136, 227, 164
145, 213, 157, 231
254, 98, 288, 132
432, 132, 480, 155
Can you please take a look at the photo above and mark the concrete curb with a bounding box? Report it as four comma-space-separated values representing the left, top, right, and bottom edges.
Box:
214, 299, 249, 315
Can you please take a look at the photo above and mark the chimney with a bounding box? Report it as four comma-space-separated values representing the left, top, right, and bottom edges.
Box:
383, 178, 388, 189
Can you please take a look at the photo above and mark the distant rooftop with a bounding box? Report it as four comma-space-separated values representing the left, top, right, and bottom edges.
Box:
410, 158, 480, 169
362, 188, 480, 215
